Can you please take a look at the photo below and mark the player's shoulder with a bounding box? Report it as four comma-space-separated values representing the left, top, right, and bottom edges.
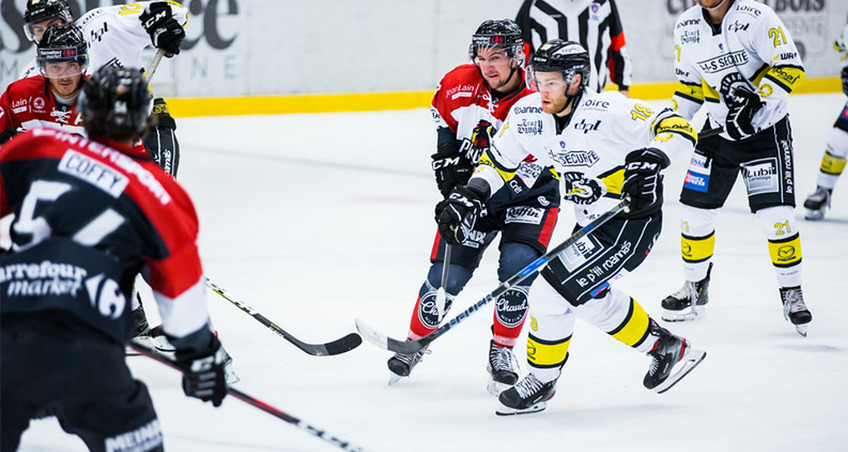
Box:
439, 64, 483, 88
6, 75, 46, 93
76, 5, 110, 29
674, 5, 703, 29
729, 0, 780, 26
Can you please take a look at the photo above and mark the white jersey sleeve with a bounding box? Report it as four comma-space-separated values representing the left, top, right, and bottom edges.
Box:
77, 1, 189, 73
835, 23, 848, 70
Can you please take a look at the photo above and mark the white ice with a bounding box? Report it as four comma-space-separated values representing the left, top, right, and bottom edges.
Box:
17, 93, 848, 452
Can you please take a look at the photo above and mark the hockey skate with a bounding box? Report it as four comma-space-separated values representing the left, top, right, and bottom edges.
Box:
486, 340, 520, 395
661, 263, 712, 322
387, 346, 430, 385
779, 286, 812, 337
643, 321, 706, 394
129, 302, 177, 358
803, 186, 831, 221
496, 373, 557, 416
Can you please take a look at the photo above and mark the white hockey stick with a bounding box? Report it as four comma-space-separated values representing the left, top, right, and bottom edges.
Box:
435, 244, 452, 317
143, 48, 166, 84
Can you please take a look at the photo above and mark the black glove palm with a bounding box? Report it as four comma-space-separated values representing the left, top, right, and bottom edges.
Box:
140, 2, 185, 57
176, 334, 227, 407
725, 86, 764, 140
622, 148, 669, 218
435, 185, 486, 245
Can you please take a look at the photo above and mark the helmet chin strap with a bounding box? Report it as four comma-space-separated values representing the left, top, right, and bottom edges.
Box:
701, 0, 728, 11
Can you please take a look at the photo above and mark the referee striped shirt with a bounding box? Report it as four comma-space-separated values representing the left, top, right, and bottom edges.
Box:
516, 0, 633, 92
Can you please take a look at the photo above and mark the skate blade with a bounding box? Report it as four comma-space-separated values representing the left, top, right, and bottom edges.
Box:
794, 323, 809, 337
487, 379, 512, 396
661, 306, 705, 323
388, 373, 405, 386
804, 209, 825, 221
654, 347, 707, 394
495, 401, 547, 416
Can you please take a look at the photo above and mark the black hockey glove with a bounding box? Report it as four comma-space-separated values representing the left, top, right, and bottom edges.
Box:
144, 98, 180, 176
0, 127, 21, 145
435, 185, 487, 245
622, 148, 669, 218
176, 334, 227, 407
725, 86, 763, 140
140, 2, 185, 57
841, 67, 848, 97
431, 148, 473, 198
562, 172, 607, 205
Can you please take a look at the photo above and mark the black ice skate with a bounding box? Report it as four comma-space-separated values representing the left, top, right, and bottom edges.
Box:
661, 263, 712, 322
643, 322, 706, 394
779, 286, 812, 337
496, 373, 557, 416
486, 340, 520, 395
803, 186, 831, 221
387, 346, 430, 385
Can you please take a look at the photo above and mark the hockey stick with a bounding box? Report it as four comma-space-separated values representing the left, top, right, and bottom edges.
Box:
204, 277, 362, 356
143, 48, 166, 84
356, 199, 629, 354
699, 126, 724, 139
435, 244, 452, 317
129, 341, 371, 452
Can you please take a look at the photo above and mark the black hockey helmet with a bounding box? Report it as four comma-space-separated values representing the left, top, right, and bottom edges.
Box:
23, 0, 73, 42
528, 39, 591, 89
468, 19, 524, 63
36, 25, 88, 79
80, 66, 153, 142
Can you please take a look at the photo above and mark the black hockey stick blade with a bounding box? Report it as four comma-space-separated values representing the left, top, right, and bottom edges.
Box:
204, 277, 362, 356
357, 199, 628, 354
129, 341, 372, 452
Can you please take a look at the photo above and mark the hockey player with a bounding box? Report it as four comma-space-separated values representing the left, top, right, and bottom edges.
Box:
436, 40, 706, 415
387, 19, 561, 394
0, 66, 227, 451
663, 0, 812, 336
17, 0, 192, 347
19, 0, 186, 176
0, 25, 88, 140
802, 22, 848, 221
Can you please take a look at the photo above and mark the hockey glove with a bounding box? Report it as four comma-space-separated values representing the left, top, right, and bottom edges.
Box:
176, 334, 227, 407
432, 149, 473, 198
562, 172, 607, 205
0, 127, 21, 145
144, 98, 180, 176
622, 148, 669, 218
140, 2, 185, 57
725, 86, 763, 140
841, 67, 848, 97
435, 185, 487, 245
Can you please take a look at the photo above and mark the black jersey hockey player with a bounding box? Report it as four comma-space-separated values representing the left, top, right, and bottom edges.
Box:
0, 66, 227, 451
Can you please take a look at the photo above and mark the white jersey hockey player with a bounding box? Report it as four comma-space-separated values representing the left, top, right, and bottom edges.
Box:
663, 0, 811, 336
802, 21, 848, 220
435, 40, 705, 415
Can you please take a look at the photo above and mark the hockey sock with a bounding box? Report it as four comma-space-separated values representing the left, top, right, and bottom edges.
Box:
680, 205, 718, 281
816, 127, 848, 189
756, 205, 802, 288
573, 289, 654, 353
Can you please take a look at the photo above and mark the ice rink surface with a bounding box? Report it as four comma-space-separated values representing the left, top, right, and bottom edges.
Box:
17, 93, 848, 451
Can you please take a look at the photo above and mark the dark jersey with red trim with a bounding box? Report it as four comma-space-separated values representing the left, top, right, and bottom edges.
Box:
0, 128, 209, 344
431, 64, 558, 198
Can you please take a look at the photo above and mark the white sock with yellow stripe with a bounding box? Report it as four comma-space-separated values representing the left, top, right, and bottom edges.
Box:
756, 205, 802, 287
680, 205, 719, 282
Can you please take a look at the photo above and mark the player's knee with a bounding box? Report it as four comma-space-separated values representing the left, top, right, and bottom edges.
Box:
426, 262, 472, 295
497, 242, 541, 281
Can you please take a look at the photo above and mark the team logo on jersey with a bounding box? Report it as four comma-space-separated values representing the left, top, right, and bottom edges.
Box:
727, 21, 750, 32
548, 148, 600, 168
560, 235, 603, 272
582, 99, 610, 111
697, 50, 748, 74
683, 153, 710, 192
742, 158, 779, 195
589, 2, 601, 21
505, 206, 544, 225
0, 260, 88, 297
514, 105, 543, 115
50, 108, 73, 125
676, 18, 700, 29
